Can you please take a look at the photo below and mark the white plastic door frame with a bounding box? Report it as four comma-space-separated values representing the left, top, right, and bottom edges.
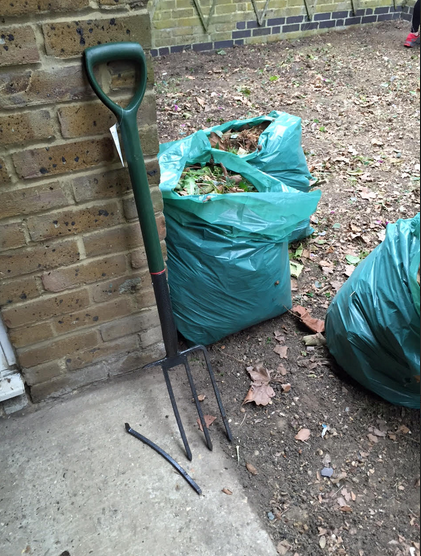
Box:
0, 316, 16, 371
0, 316, 25, 402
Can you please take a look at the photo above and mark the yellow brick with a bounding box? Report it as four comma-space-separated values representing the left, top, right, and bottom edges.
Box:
176, 7, 195, 16
154, 19, 178, 30
215, 4, 238, 14
211, 31, 234, 41
172, 25, 197, 36
154, 9, 173, 20
213, 22, 236, 32
315, 4, 341, 12
176, 0, 193, 6
156, 0, 176, 10
176, 16, 201, 27
246, 35, 269, 45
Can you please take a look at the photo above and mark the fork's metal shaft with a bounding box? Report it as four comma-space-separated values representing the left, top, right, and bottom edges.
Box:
125, 423, 202, 495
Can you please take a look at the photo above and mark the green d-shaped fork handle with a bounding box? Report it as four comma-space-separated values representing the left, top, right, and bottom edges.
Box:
84, 43, 165, 275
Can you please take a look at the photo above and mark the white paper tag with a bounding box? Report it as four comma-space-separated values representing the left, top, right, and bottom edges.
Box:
110, 124, 125, 168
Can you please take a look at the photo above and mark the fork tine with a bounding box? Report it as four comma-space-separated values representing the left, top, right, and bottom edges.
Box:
196, 346, 233, 443
162, 364, 193, 461
183, 357, 213, 452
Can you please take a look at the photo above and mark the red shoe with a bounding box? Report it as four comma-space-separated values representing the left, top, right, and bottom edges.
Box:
404, 32, 420, 47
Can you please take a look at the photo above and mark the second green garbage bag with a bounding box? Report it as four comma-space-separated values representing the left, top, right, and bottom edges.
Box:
159, 130, 321, 345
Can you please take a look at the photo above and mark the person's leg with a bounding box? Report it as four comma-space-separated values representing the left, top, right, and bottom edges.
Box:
412, 0, 420, 33
405, 0, 420, 47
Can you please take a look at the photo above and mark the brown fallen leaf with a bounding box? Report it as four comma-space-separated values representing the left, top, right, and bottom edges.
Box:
367, 433, 379, 444
274, 345, 289, 359
198, 394, 206, 402
277, 540, 292, 555
196, 96, 206, 108
359, 187, 377, 200
246, 462, 258, 475
243, 365, 275, 406
398, 425, 411, 434
303, 333, 327, 346
372, 428, 387, 438
330, 281, 343, 292
281, 383, 292, 393
197, 415, 217, 432
274, 331, 286, 344
344, 265, 355, 277
340, 505, 353, 513
292, 306, 325, 334
278, 364, 288, 376
337, 496, 348, 507
222, 488, 233, 495
243, 383, 275, 406
331, 472, 348, 485
295, 428, 311, 442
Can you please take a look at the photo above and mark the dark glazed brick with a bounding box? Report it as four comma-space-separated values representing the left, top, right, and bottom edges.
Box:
150, 49, 158, 57
233, 30, 251, 38
375, 7, 389, 14
377, 13, 394, 21
392, 11, 401, 19
272, 26, 281, 34
320, 20, 336, 28
253, 28, 271, 36
268, 17, 286, 26
362, 15, 378, 23
283, 24, 300, 33
402, 13, 412, 21
171, 45, 189, 53
287, 15, 304, 24
314, 13, 331, 21
366, 8, 373, 15
193, 42, 213, 51
237, 21, 246, 29
247, 21, 260, 29
302, 21, 320, 30
234, 39, 244, 46
345, 16, 362, 25
354, 9, 366, 16
214, 40, 234, 49
390, 5, 402, 12
332, 10, 349, 18
158, 47, 170, 56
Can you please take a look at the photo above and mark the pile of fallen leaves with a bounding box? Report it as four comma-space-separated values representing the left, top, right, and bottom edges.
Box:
175, 162, 257, 196
208, 122, 270, 155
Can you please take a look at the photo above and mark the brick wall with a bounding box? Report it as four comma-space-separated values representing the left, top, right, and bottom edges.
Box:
0, 1, 165, 403
150, 0, 416, 55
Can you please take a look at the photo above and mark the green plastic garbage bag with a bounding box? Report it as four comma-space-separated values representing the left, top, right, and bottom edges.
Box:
159, 133, 321, 345
204, 111, 314, 242
326, 214, 420, 409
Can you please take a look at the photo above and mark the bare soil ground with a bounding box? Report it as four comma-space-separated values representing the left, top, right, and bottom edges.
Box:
154, 21, 421, 556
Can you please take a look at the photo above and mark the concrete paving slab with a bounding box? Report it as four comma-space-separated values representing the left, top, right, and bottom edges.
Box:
0, 367, 278, 556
